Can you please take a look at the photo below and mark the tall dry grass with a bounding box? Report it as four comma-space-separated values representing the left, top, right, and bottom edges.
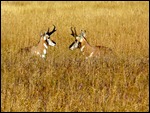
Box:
1, 1, 149, 112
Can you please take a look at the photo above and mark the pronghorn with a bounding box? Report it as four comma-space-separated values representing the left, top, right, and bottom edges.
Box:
19, 25, 56, 59
69, 27, 114, 60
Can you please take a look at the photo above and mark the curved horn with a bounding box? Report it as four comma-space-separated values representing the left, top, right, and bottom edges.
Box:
71, 27, 77, 37
47, 28, 50, 33
71, 27, 74, 36
47, 25, 56, 36
74, 27, 77, 36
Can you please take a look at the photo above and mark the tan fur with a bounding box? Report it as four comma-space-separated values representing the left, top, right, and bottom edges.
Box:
19, 35, 48, 57
31, 38, 47, 55
69, 27, 115, 59
79, 38, 114, 59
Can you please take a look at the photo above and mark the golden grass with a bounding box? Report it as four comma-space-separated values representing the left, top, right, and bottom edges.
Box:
1, 1, 149, 112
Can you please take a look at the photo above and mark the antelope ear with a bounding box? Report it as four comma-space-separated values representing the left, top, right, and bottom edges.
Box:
84, 30, 86, 37
81, 30, 86, 38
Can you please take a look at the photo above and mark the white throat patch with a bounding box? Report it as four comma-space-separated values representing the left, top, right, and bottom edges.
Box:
80, 37, 83, 42
43, 36, 46, 40
43, 49, 46, 55
80, 45, 85, 52
47, 39, 56, 46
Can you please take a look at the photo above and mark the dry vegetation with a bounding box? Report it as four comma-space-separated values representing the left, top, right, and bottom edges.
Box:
1, 1, 149, 112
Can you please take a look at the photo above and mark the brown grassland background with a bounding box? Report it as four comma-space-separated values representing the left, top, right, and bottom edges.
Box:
1, 1, 149, 112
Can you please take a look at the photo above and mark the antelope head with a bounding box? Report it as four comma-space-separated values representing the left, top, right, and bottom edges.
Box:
69, 27, 86, 50
36, 25, 56, 58
42, 25, 56, 47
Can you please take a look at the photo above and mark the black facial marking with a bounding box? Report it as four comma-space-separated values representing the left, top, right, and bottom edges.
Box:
45, 39, 49, 45
51, 40, 56, 45
78, 42, 81, 48
69, 42, 75, 48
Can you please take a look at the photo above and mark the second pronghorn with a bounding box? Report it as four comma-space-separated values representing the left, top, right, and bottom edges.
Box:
69, 27, 114, 59
19, 25, 56, 59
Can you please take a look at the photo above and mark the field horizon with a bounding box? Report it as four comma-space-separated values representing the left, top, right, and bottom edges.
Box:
1, 1, 149, 112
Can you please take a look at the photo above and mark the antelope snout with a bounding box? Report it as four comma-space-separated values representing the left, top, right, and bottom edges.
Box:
47, 39, 56, 46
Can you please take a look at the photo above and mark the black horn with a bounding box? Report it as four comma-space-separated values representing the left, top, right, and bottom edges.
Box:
71, 27, 77, 37
47, 28, 50, 33
46, 25, 56, 36
74, 27, 77, 36
71, 27, 74, 36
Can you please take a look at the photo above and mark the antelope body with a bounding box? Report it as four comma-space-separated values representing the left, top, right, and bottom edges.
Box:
69, 27, 114, 59
19, 25, 56, 59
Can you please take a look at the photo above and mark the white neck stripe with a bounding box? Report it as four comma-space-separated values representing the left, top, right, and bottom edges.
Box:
81, 45, 85, 52
43, 36, 46, 40
43, 49, 46, 55
44, 43, 48, 49
89, 52, 94, 57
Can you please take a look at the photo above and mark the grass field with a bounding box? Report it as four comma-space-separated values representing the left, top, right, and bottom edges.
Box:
1, 1, 149, 112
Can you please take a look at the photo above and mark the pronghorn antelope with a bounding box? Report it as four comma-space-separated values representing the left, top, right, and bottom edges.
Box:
69, 27, 114, 60
19, 25, 56, 59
